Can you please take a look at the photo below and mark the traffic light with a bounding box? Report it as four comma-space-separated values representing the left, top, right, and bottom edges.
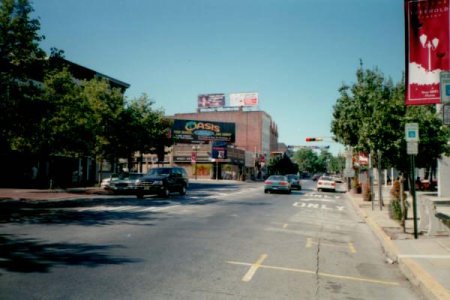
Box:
305, 137, 323, 142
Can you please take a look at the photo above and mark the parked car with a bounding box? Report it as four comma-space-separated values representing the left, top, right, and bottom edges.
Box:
100, 173, 119, 189
317, 176, 337, 192
135, 167, 189, 198
312, 173, 323, 181
264, 175, 291, 194
286, 174, 302, 190
109, 172, 144, 194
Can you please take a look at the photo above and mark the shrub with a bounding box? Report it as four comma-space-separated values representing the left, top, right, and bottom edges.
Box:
389, 199, 402, 220
389, 179, 407, 221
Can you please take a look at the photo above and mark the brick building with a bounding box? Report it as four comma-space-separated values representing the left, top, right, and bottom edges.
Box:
163, 108, 279, 180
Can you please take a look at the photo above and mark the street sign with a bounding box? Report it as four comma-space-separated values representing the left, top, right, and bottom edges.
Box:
407, 141, 419, 155
191, 152, 197, 163
440, 71, 450, 104
444, 104, 450, 125
405, 123, 419, 142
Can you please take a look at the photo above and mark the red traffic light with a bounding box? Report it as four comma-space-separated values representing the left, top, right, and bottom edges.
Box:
306, 137, 323, 142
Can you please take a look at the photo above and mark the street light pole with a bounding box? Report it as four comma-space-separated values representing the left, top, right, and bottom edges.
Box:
192, 145, 200, 180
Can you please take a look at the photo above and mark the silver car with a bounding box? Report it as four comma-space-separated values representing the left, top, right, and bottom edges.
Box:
264, 175, 291, 194
109, 172, 144, 194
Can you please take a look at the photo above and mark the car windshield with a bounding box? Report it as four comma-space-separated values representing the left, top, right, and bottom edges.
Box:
287, 175, 298, 180
147, 168, 171, 176
320, 176, 334, 181
129, 173, 143, 180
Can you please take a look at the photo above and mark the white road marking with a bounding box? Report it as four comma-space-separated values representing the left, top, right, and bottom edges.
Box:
293, 202, 345, 212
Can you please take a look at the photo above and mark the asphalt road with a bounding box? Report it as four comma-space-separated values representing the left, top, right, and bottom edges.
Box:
0, 180, 424, 299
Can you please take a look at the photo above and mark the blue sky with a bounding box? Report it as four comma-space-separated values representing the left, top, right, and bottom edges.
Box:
32, 0, 405, 155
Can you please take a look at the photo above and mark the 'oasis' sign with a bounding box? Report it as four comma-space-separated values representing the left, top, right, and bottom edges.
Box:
172, 119, 235, 143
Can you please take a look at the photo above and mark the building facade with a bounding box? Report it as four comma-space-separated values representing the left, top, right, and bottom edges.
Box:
161, 108, 279, 180
172, 109, 279, 156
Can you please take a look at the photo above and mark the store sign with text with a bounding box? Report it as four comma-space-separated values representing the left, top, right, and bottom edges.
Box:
171, 119, 235, 143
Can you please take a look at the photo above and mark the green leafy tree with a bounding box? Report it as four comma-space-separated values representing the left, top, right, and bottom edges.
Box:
41, 68, 95, 156
126, 94, 173, 168
0, 0, 46, 151
82, 76, 126, 167
331, 63, 449, 179
267, 153, 298, 175
405, 105, 450, 179
293, 148, 319, 174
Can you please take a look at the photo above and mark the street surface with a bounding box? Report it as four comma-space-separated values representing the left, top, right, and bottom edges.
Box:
0, 180, 424, 299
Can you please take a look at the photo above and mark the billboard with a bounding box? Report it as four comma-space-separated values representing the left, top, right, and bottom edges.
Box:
405, 0, 450, 105
198, 94, 225, 108
172, 119, 235, 143
230, 92, 259, 107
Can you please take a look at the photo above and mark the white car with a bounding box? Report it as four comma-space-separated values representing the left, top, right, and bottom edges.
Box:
317, 176, 337, 192
100, 174, 119, 189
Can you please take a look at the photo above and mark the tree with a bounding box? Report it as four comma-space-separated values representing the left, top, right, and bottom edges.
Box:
82, 76, 126, 169
292, 148, 319, 174
405, 105, 450, 179
331, 63, 450, 179
126, 94, 173, 169
267, 153, 298, 175
0, 0, 46, 151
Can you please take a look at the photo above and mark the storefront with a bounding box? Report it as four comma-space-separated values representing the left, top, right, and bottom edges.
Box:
172, 144, 245, 180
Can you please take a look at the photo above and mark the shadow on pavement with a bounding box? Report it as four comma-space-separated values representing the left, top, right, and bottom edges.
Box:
0, 234, 141, 273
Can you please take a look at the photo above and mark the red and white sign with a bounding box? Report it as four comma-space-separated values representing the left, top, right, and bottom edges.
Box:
191, 152, 197, 163
405, 0, 450, 105
230, 92, 259, 107
358, 153, 369, 166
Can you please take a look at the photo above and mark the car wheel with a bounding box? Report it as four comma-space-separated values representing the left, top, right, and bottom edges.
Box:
159, 187, 170, 198
136, 193, 144, 199
264, 189, 268, 194
179, 185, 187, 195
287, 189, 291, 194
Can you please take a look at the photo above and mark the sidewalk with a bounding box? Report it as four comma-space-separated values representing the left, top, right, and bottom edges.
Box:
0, 187, 111, 201
348, 186, 450, 300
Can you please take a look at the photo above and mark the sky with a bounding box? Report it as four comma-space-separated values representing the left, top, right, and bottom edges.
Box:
32, 0, 406, 155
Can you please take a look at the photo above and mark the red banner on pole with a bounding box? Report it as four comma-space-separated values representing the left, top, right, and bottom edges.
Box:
405, 0, 450, 105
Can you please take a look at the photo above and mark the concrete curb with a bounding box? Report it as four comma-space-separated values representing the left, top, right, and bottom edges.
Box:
347, 192, 450, 300
398, 257, 450, 300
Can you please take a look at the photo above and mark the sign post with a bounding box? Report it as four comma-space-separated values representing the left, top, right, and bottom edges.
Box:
191, 147, 198, 180
440, 71, 450, 104
444, 104, 450, 125
405, 123, 419, 239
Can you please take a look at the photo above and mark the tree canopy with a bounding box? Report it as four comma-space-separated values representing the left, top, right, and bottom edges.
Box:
0, 0, 173, 170
331, 63, 449, 173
